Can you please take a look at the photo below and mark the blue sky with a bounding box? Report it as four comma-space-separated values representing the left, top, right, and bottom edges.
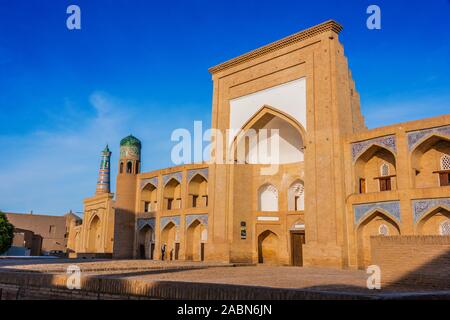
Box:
0, 0, 449, 215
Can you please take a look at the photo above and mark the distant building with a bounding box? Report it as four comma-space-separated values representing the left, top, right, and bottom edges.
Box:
5, 211, 81, 256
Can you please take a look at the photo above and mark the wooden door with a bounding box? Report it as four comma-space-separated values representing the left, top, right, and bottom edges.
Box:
291, 232, 305, 266
200, 243, 205, 261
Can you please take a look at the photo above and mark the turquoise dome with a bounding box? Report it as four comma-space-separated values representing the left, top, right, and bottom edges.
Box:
120, 135, 141, 149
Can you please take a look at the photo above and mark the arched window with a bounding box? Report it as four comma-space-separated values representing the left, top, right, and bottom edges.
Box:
258, 184, 278, 212
380, 163, 389, 177
126, 161, 132, 174
378, 224, 389, 236
135, 161, 140, 174
441, 154, 450, 171
288, 181, 304, 211
440, 220, 450, 235
120, 162, 124, 174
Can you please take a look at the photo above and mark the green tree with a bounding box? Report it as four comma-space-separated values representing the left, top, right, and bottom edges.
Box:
0, 211, 14, 255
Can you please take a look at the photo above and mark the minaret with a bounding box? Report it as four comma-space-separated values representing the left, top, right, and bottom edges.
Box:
113, 135, 142, 258
95, 145, 112, 195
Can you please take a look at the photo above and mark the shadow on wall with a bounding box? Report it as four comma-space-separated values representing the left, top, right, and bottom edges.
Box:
371, 235, 450, 291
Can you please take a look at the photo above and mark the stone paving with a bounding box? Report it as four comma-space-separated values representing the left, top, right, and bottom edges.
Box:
0, 258, 374, 293
0, 258, 443, 295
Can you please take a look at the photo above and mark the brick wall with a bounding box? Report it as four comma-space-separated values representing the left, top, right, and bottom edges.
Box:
371, 235, 450, 290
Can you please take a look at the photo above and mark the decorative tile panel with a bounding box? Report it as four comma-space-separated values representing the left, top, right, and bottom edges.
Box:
353, 201, 401, 225
185, 214, 208, 227
140, 177, 158, 189
351, 135, 396, 162
412, 198, 450, 223
160, 215, 180, 229
162, 172, 182, 185
407, 125, 450, 151
137, 218, 155, 230
187, 168, 209, 182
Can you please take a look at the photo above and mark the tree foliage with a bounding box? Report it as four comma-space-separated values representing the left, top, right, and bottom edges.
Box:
0, 211, 14, 255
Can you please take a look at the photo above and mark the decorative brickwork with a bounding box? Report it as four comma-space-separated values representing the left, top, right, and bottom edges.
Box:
160, 216, 180, 229
412, 198, 450, 223
353, 201, 401, 225
185, 214, 208, 228
407, 125, 450, 151
351, 135, 397, 162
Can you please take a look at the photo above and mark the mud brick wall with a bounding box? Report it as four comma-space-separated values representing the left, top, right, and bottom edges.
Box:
371, 236, 450, 290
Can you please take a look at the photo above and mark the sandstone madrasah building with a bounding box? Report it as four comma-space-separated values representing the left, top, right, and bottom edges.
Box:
68, 20, 450, 269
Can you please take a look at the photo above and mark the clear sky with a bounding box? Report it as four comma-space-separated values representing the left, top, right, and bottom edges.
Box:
0, 0, 449, 215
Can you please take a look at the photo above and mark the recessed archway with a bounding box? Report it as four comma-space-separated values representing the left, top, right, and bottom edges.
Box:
185, 219, 206, 261
288, 180, 305, 211
257, 230, 280, 264
188, 174, 208, 208
231, 105, 305, 165
356, 210, 400, 269
411, 135, 450, 188
354, 145, 397, 193
141, 183, 158, 212
138, 225, 155, 259
161, 221, 177, 260
416, 206, 450, 235
258, 183, 278, 212
163, 178, 181, 210
87, 215, 101, 253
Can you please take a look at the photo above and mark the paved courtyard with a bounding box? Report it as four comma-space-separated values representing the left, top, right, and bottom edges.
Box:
0, 258, 446, 296
0, 258, 378, 294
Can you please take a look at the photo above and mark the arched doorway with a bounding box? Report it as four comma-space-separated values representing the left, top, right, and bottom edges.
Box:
355, 145, 397, 193
356, 211, 400, 268
417, 207, 450, 235
161, 221, 177, 260
185, 220, 206, 261
411, 135, 450, 188
138, 224, 155, 259
257, 230, 279, 264
87, 215, 100, 253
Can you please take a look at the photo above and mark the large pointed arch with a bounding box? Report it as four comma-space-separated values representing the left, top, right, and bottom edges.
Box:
230, 105, 306, 165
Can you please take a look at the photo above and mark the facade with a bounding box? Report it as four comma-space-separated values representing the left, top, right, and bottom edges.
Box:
69, 20, 450, 269
6, 212, 81, 256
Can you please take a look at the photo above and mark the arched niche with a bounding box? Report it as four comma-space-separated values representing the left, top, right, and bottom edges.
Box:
188, 174, 208, 208
354, 145, 397, 193
288, 180, 305, 211
163, 178, 181, 210
258, 183, 278, 212
141, 183, 158, 212
356, 210, 400, 269
416, 206, 450, 235
411, 135, 450, 188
